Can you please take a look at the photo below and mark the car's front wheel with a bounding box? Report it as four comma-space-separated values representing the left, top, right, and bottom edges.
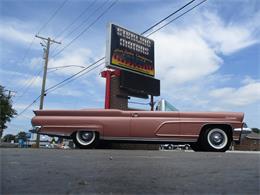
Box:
201, 127, 231, 152
72, 131, 98, 149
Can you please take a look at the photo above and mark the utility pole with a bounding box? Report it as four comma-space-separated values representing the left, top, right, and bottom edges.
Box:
3, 89, 16, 99
35, 35, 61, 148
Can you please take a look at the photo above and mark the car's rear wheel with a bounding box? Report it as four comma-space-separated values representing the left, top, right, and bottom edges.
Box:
201, 127, 231, 152
72, 131, 98, 149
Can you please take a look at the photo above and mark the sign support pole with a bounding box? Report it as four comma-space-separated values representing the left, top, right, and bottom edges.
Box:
104, 71, 111, 109
150, 95, 154, 111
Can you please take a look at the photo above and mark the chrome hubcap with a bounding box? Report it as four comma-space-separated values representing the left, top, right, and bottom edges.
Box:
210, 132, 224, 145
76, 131, 95, 146
81, 132, 93, 141
207, 129, 228, 149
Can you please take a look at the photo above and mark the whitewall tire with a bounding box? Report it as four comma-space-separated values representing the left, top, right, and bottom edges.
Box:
72, 131, 98, 149
201, 127, 231, 152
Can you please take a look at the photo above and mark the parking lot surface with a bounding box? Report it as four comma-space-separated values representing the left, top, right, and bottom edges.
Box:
1, 148, 260, 194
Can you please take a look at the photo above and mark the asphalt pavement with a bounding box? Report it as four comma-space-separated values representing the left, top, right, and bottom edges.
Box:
1, 148, 260, 194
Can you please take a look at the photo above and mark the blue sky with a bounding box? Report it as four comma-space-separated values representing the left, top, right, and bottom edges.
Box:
0, 0, 259, 136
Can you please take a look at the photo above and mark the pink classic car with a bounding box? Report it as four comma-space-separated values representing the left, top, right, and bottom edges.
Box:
31, 100, 244, 152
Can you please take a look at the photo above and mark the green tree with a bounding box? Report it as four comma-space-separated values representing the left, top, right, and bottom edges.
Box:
17, 131, 27, 141
2, 134, 16, 142
252, 128, 260, 134
0, 85, 17, 138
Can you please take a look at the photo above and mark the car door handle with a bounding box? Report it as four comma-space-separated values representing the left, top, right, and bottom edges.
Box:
132, 113, 139, 117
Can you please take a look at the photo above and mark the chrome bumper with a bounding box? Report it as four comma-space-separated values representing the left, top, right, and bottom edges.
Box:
233, 123, 251, 144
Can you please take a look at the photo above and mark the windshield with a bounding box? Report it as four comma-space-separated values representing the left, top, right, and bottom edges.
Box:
165, 100, 178, 111
156, 99, 178, 111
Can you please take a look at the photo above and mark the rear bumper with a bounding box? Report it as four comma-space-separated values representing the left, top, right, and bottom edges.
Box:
233, 123, 250, 144
233, 128, 242, 144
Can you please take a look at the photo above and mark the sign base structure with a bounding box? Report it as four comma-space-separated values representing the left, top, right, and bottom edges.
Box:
101, 69, 128, 110
101, 69, 159, 111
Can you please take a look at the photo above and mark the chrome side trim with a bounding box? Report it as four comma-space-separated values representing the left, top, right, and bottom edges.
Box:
100, 136, 197, 142
156, 134, 199, 138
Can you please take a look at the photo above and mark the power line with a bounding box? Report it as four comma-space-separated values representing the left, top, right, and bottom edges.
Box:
141, 0, 195, 35
16, 95, 41, 117
60, 0, 109, 41
19, 38, 35, 66
146, 0, 207, 37
45, 57, 105, 93
51, 0, 98, 54
17, 0, 206, 117
14, 68, 40, 98
15, 60, 104, 118
15, 0, 69, 99
46, 62, 105, 95
14, 70, 42, 102
53, 0, 97, 40
51, 0, 108, 54
43, 0, 204, 94
36, 0, 69, 35
52, 0, 118, 58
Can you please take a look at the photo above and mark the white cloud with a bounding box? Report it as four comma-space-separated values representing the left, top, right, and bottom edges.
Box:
18, 75, 43, 88
0, 69, 25, 77
197, 11, 259, 55
0, 20, 35, 45
152, 29, 222, 86
241, 76, 259, 85
48, 48, 92, 75
29, 57, 43, 70
147, 10, 259, 94
48, 87, 84, 97
209, 81, 260, 106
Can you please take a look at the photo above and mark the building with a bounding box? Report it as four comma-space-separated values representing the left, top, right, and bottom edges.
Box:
235, 132, 260, 151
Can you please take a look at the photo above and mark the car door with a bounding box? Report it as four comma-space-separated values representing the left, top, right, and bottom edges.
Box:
102, 110, 131, 139
130, 111, 180, 139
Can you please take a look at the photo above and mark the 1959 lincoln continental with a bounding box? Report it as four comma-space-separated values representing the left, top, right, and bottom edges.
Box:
31, 99, 245, 152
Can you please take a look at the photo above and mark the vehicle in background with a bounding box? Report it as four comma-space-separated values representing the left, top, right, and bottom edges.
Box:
160, 144, 190, 150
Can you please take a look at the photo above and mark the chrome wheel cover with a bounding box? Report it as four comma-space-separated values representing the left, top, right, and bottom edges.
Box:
76, 131, 95, 146
207, 128, 228, 149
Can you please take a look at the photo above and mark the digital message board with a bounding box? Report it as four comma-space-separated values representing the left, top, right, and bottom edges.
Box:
106, 24, 155, 77
120, 70, 160, 96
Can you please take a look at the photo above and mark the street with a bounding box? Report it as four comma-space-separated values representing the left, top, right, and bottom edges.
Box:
1, 148, 260, 194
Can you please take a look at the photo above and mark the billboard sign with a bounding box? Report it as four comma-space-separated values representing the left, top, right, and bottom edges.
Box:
106, 24, 155, 77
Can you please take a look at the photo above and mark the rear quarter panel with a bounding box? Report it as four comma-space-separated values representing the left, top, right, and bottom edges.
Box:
179, 112, 244, 141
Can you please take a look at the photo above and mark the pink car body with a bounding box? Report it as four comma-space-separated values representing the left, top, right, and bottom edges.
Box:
31, 109, 244, 152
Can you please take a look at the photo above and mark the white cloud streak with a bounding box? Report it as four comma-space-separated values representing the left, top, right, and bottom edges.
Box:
48, 48, 92, 75
0, 19, 35, 45
209, 81, 260, 106
153, 29, 222, 86
197, 11, 260, 55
